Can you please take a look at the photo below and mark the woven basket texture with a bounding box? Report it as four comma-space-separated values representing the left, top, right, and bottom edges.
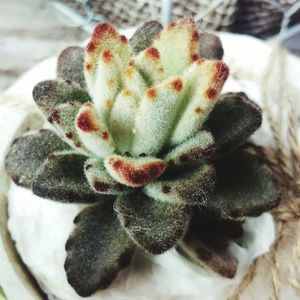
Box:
57, 0, 300, 38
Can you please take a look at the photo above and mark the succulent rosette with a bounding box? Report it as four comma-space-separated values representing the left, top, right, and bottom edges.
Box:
6, 19, 280, 297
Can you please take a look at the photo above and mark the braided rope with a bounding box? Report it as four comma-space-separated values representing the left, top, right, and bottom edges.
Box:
229, 45, 300, 299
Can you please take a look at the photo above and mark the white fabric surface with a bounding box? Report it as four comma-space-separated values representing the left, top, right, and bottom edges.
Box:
7, 182, 275, 300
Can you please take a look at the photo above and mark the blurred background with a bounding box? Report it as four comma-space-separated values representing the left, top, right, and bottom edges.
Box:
1, 0, 300, 93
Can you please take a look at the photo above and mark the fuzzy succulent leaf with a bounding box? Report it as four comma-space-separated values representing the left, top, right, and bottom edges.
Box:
205, 92, 262, 155
57, 46, 86, 87
109, 90, 140, 154
84, 23, 132, 95
75, 102, 115, 158
153, 18, 199, 77
65, 201, 135, 297
84, 158, 131, 194
116, 192, 191, 254
129, 20, 163, 54
202, 150, 280, 220
178, 213, 242, 278
170, 59, 229, 145
122, 65, 147, 96
5, 130, 70, 188
104, 155, 166, 187
198, 33, 224, 60
48, 101, 90, 154
164, 130, 215, 167
33, 79, 91, 116
134, 47, 164, 86
32, 152, 113, 203
131, 77, 185, 156
92, 50, 121, 119
144, 164, 216, 206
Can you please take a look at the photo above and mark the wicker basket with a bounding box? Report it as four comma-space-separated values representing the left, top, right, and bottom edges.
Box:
52, 0, 300, 38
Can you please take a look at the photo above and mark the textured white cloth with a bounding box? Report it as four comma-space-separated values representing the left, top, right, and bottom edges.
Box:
7, 182, 275, 300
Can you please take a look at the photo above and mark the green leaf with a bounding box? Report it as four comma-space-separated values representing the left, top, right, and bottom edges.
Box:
32, 152, 113, 203
65, 201, 135, 297
134, 46, 165, 86
198, 32, 224, 60
164, 130, 215, 167
84, 23, 132, 96
91, 50, 121, 119
84, 158, 131, 194
153, 18, 199, 77
109, 90, 140, 154
116, 192, 191, 254
75, 102, 115, 158
33, 79, 91, 117
178, 212, 242, 278
0, 286, 7, 300
170, 59, 229, 146
5, 130, 70, 188
202, 150, 280, 219
57, 46, 86, 87
205, 92, 262, 155
144, 164, 216, 206
129, 20, 163, 54
131, 76, 185, 156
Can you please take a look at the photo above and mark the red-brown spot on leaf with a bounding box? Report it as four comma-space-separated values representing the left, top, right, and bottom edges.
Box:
206, 87, 218, 99
146, 47, 160, 59
77, 111, 99, 132
102, 131, 109, 140
85, 63, 92, 70
169, 22, 176, 29
147, 87, 157, 100
172, 79, 183, 92
215, 62, 229, 83
120, 35, 128, 43
86, 42, 96, 53
191, 54, 199, 61
93, 181, 110, 192
50, 109, 61, 124
66, 132, 73, 139
192, 31, 200, 42
195, 106, 202, 114
102, 50, 114, 63
93, 23, 116, 39
108, 157, 166, 187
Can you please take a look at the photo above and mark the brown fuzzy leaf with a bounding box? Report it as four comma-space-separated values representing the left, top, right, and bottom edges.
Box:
202, 150, 280, 219
33, 79, 91, 117
57, 46, 86, 87
205, 92, 262, 156
199, 32, 224, 60
65, 201, 135, 297
5, 130, 70, 188
178, 212, 242, 278
32, 152, 113, 203
129, 20, 163, 53
145, 164, 216, 206
116, 192, 192, 254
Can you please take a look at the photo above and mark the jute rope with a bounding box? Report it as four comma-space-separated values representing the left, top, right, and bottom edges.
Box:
229, 45, 300, 300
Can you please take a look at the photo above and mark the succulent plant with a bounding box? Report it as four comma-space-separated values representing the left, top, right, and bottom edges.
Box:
5, 18, 280, 297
